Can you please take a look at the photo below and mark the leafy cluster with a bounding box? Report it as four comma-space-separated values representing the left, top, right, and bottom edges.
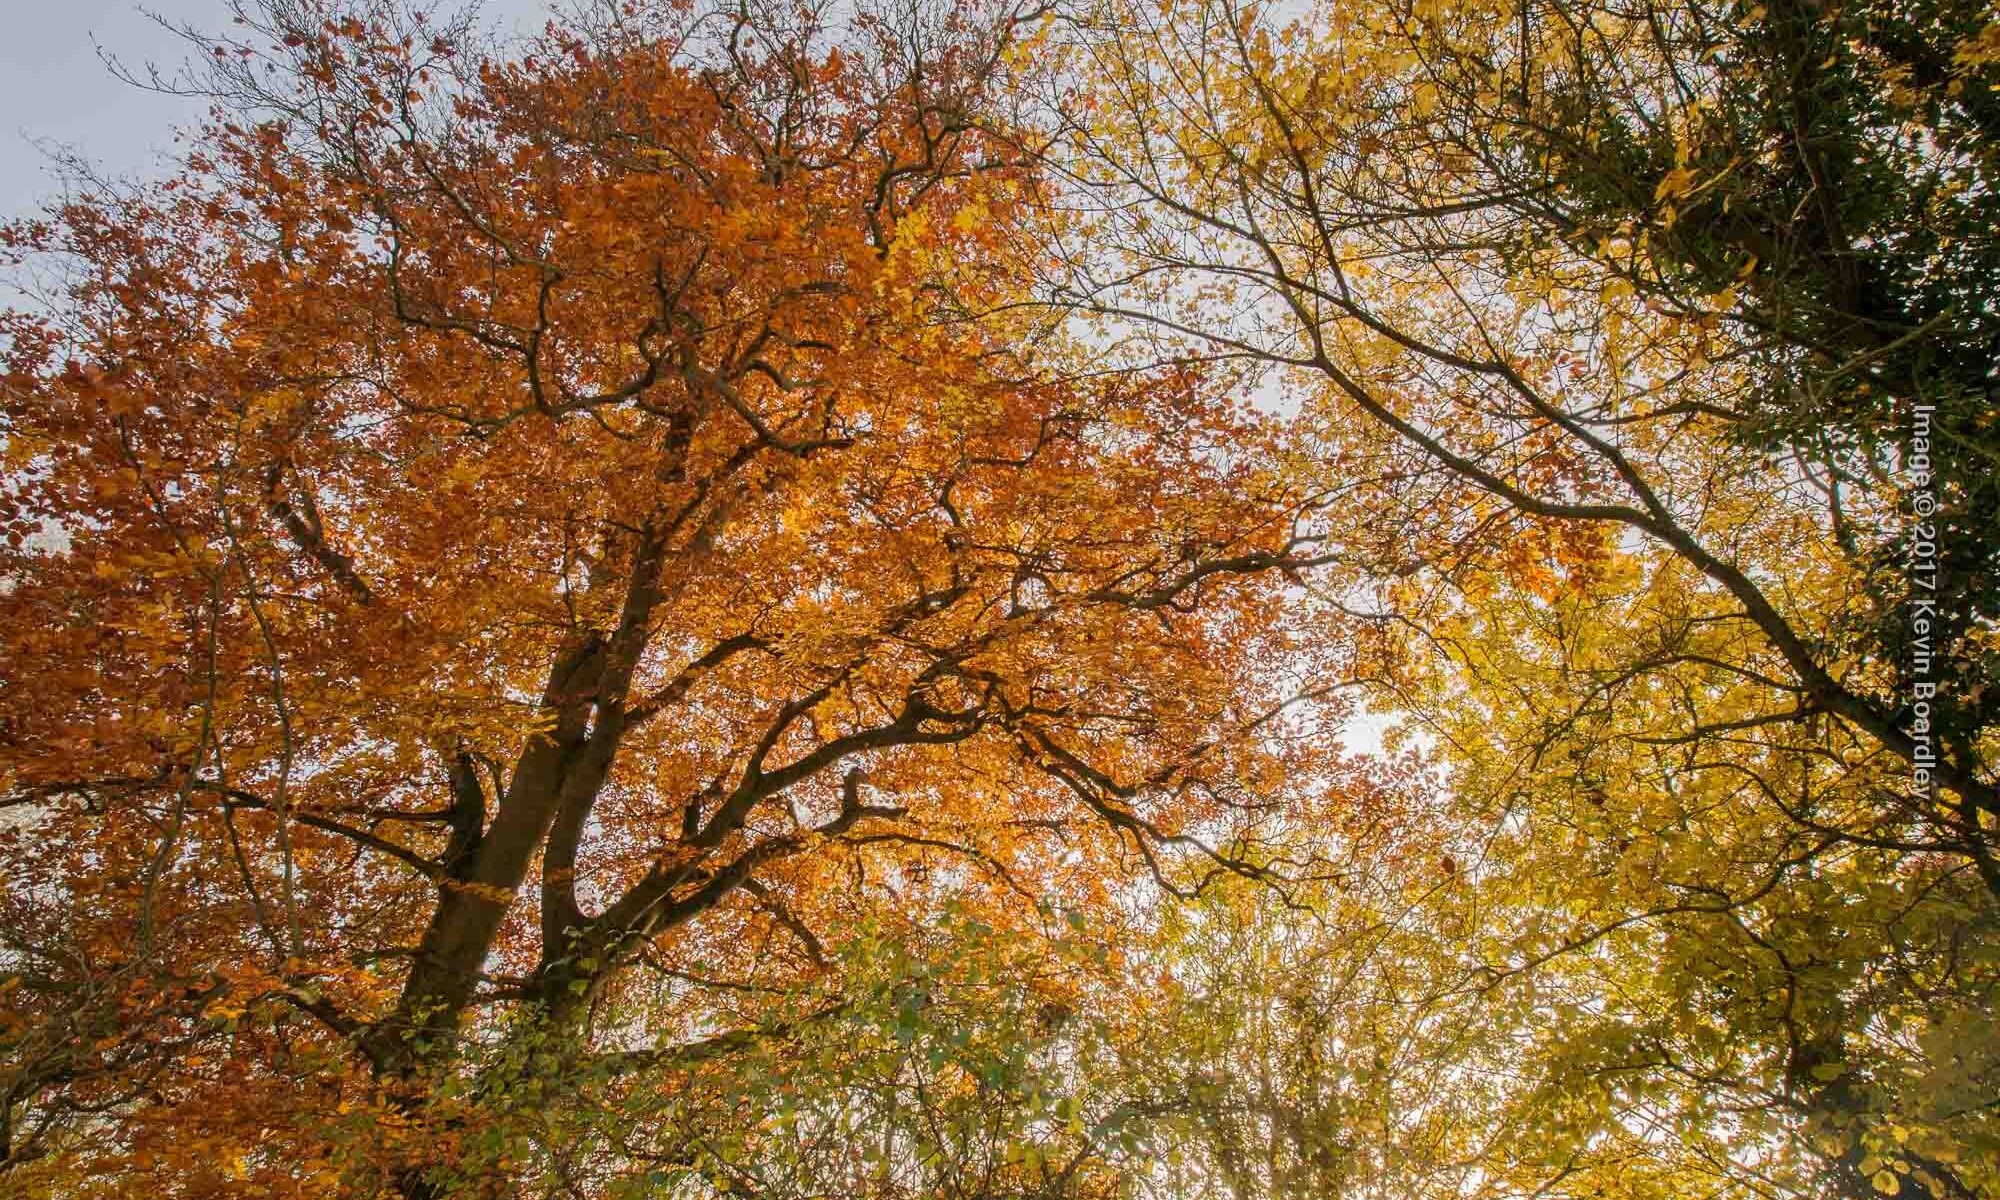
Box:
1, 0, 1995, 1197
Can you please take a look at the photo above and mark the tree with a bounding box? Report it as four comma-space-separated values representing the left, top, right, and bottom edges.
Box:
1028, 0, 2000, 1194
0, 0, 1368, 1191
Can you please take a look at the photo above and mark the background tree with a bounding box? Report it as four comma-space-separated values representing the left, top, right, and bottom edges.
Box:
1386, 0, 2000, 798
1026, 0, 2000, 1195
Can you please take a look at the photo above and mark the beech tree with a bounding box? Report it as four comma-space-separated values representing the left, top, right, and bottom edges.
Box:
0, 0, 1369, 1191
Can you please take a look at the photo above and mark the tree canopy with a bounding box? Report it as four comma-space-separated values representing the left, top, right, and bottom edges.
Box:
1, 0, 1994, 1197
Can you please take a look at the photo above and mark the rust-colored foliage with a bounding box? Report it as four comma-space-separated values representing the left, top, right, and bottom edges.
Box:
0, 0, 1364, 1191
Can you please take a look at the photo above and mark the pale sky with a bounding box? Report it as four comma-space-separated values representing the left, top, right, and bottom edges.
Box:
1, 0, 555, 223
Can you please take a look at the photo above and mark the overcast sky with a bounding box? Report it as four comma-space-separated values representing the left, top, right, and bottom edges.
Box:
1, 0, 554, 223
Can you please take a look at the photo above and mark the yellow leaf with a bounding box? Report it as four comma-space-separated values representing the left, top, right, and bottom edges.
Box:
1653, 166, 1698, 203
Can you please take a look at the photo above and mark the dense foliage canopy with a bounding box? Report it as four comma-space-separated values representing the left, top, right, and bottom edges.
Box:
1, 0, 1993, 1197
